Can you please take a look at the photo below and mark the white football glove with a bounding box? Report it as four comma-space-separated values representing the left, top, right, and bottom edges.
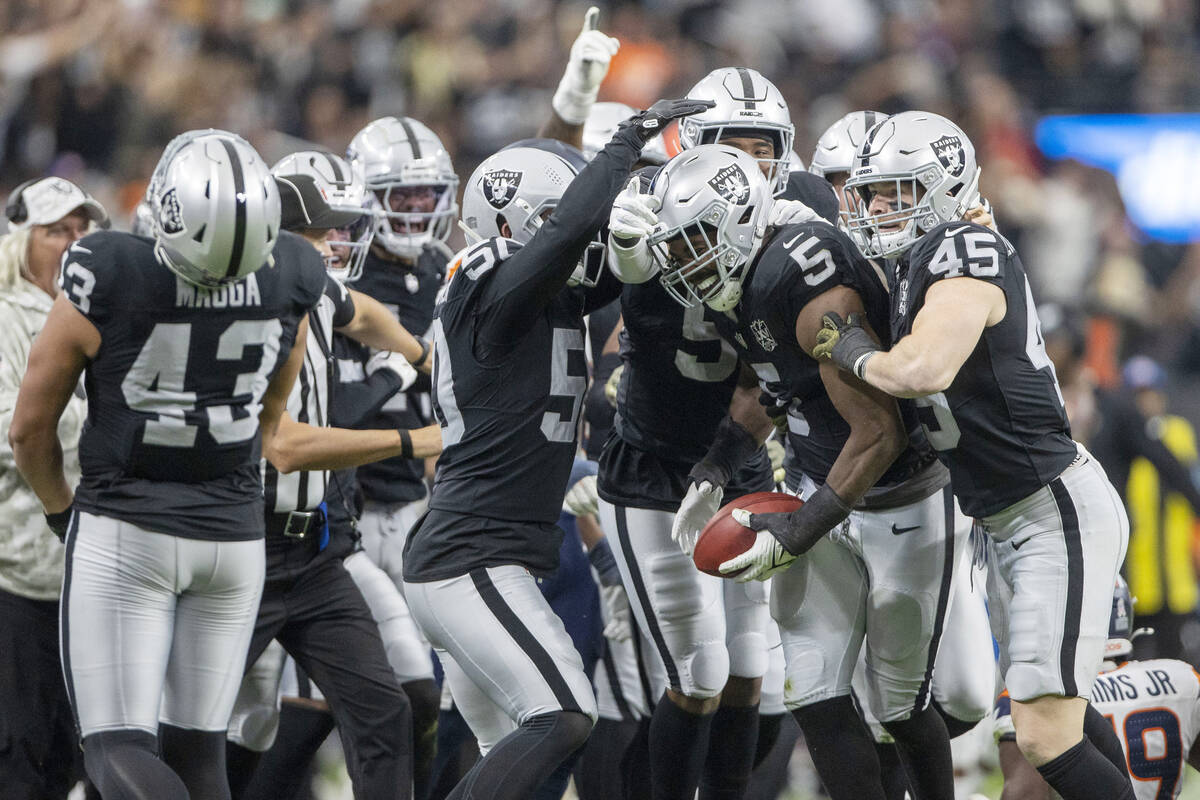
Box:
366, 349, 418, 392
600, 584, 633, 642
609, 179, 662, 243
671, 480, 723, 557
552, 6, 620, 124
767, 198, 819, 228
563, 474, 599, 517
719, 508, 796, 582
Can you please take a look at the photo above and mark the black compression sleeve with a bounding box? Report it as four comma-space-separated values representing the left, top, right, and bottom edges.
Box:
690, 416, 760, 488
478, 125, 645, 343
771, 483, 852, 555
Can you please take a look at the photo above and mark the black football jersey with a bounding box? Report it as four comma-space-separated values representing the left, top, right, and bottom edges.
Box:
60, 230, 325, 540
425, 237, 588, 522
598, 276, 771, 511
714, 220, 932, 492
890, 221, 1077, 517
341, 246, 446, 504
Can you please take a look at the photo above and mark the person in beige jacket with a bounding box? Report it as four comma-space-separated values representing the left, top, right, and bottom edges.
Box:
0, 176, 107, 799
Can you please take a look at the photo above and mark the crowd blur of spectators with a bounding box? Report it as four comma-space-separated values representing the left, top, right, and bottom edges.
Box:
3, 0, 1200, 397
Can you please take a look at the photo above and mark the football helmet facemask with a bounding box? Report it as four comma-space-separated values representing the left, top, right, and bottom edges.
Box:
646, 144, 771, 311
347, 117, 458, 260
843, 111, 981, 259
677, 68, 795, 197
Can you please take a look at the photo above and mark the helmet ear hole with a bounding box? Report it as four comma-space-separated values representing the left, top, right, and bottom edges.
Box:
738, 206, 753, 225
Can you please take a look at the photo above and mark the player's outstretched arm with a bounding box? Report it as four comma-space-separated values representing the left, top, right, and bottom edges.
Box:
264, 417, 442, 474
539, 6, 620, 149
816, 277, 1005, 398
341, 288, 431, 373
481, 98, 714, 342
10, 295, 99, 520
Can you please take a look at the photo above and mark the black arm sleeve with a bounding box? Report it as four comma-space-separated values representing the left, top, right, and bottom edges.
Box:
477, 125, 645, 343
329, 368, 405, 429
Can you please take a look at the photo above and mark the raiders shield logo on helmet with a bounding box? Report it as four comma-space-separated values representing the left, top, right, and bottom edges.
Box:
931, 135, 965, 177
708, 164, 751, 205
158, 188, 184, 235
483, 169, 522, 211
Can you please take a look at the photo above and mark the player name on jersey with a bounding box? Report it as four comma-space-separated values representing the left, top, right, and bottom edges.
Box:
175, 274, 263, 309
1090, 666, 1180, 704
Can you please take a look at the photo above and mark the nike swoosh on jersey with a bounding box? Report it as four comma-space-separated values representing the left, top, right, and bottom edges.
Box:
781, 233, 807, 249
891, 524, 920, 535
69, 243, 93, 255
943, 225, 971, 237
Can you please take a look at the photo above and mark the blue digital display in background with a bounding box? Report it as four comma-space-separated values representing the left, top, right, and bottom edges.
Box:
1034, 114, 1200, 244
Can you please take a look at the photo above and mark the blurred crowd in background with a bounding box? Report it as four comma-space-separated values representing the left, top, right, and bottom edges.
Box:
5, 0, 1200, 396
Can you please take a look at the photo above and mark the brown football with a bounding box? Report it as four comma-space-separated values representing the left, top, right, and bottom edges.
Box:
693, 491, 804, 578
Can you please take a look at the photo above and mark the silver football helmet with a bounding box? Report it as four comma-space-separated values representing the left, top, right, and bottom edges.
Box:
844, 111, 981, 259
646, 144, 771, 311
148, 130, 280, 288
677, 68, 795, 196
810, 110, 890, 225
347, 116, 458, 260
461, 146, 603, 287
582, 101, 668, 165
810, 111, 889, 181
271, 150, 373, 281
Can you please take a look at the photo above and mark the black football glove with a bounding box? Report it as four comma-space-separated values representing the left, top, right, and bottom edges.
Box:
813, 312, 880, 380
45, 505, 74, 543
630, 98, 715, 143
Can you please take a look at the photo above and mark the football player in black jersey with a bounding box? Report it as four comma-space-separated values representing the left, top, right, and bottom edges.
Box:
9, 131, 324, 800
398, 98, 711, 800
816, 111, 1134, 800
810, 110, 999, 792
646, 144, 962, 800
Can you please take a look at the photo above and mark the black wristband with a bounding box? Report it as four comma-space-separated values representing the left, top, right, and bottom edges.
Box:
45, 506, 73, 542
689, 416, 759, 489
771, 483, 852, 555
416, 338, 432, 368
587, 538, 624, 588
399, 429, 413, 460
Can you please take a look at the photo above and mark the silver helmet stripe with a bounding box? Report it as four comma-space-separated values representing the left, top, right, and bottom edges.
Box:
219, 137, 247, 281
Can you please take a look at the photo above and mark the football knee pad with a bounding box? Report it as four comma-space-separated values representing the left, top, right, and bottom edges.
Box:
867, 587, 926, 664
679, 640, 729, 700
726, 628, 768, 679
